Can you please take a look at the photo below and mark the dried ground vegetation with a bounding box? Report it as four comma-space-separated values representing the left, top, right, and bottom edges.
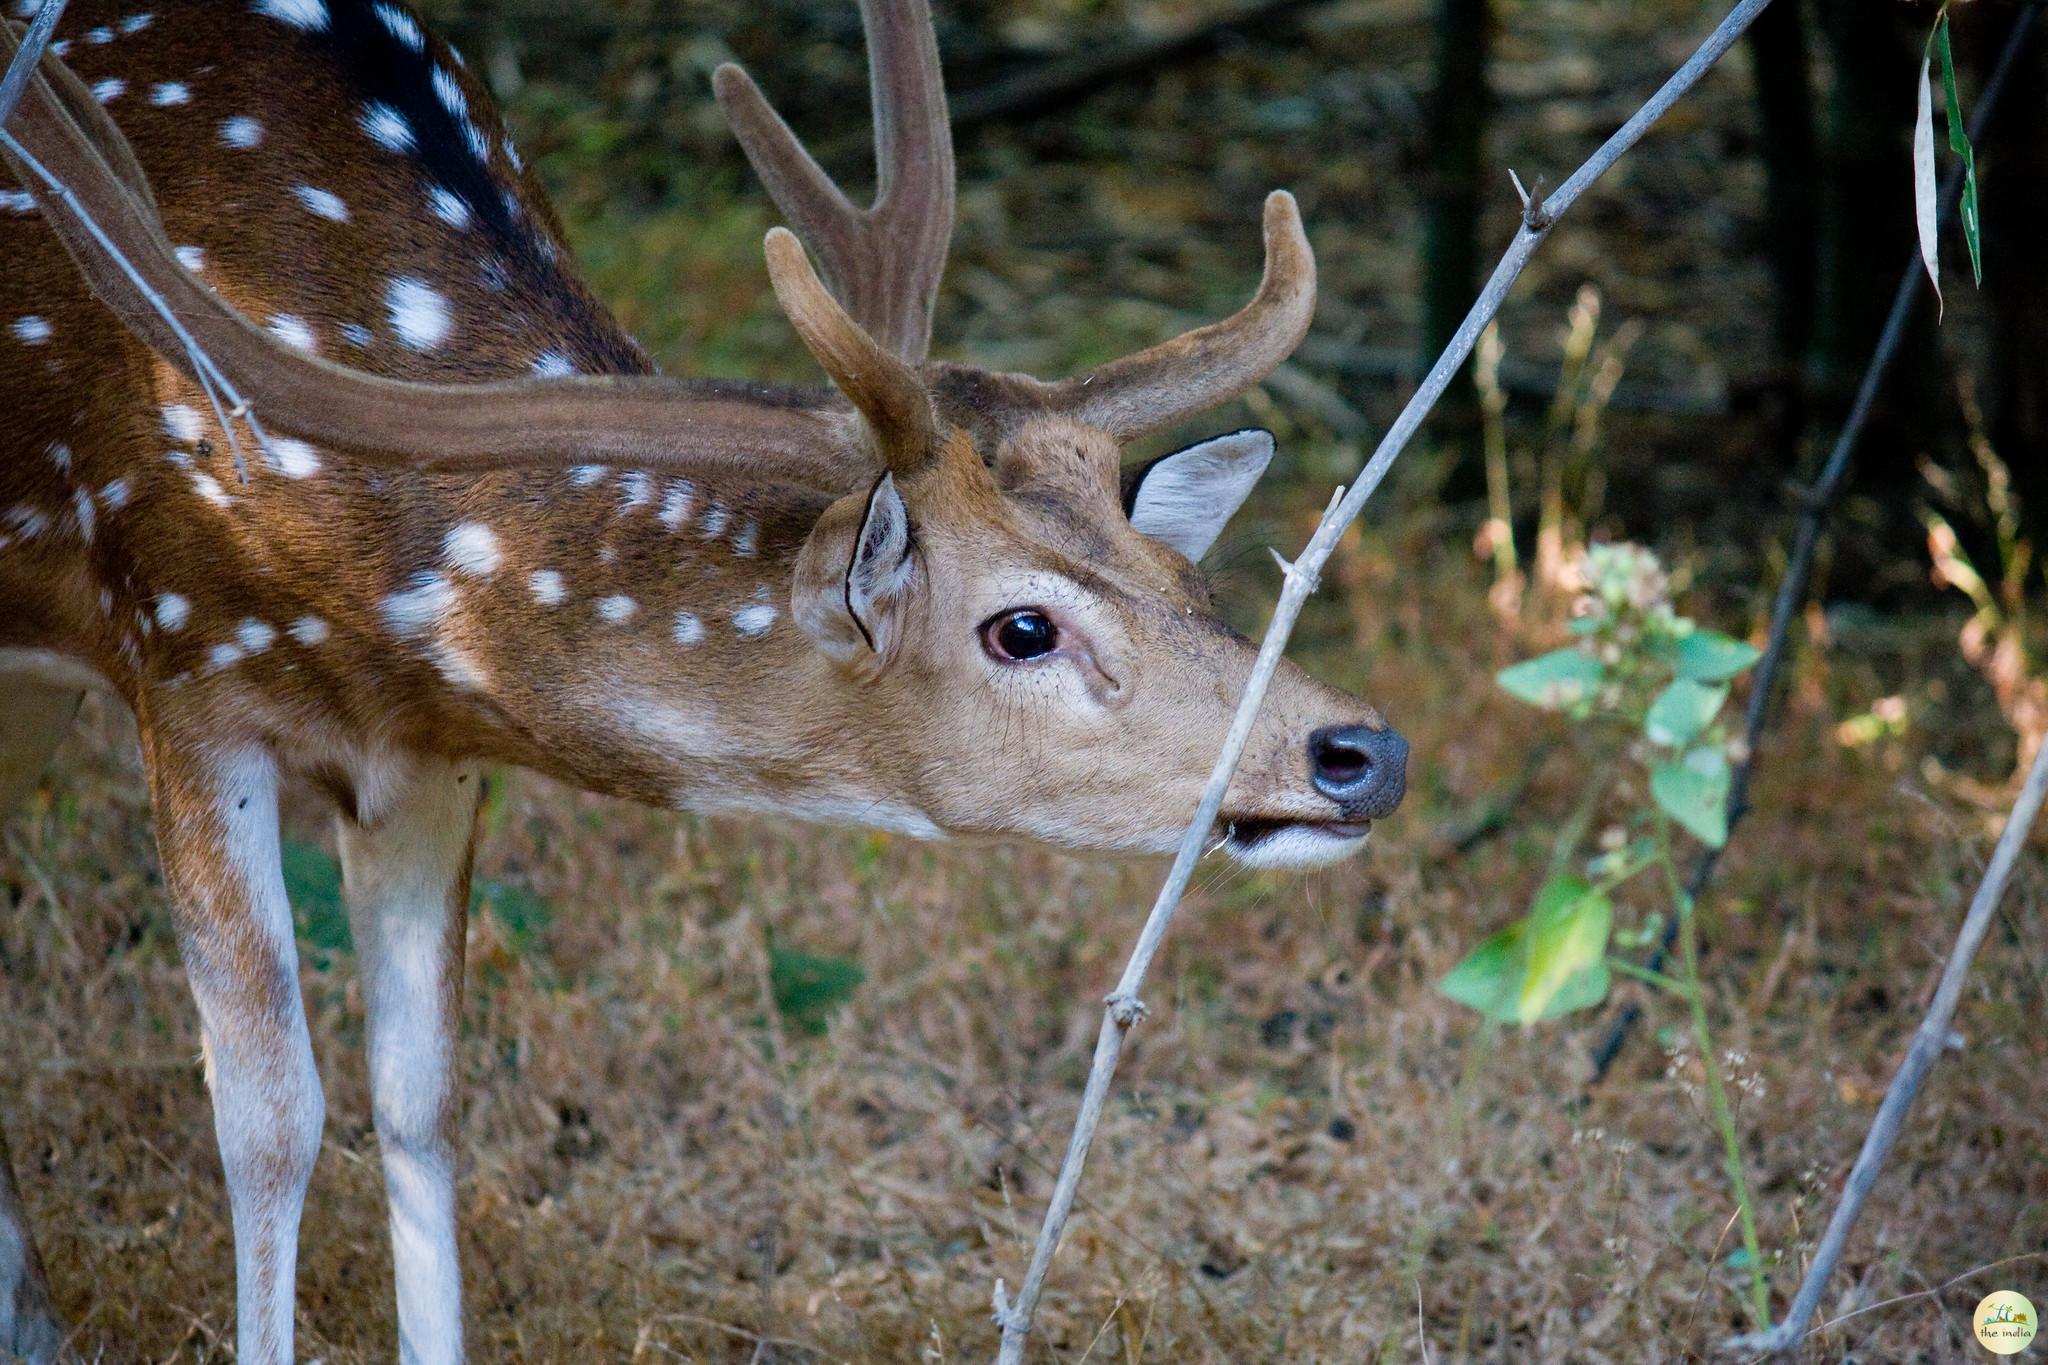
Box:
4, 0, 2045, 1359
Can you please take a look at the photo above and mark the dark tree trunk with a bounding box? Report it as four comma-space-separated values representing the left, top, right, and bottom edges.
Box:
1972, 18, 2048, 555
1745, 0, 1818, 462
1812, 0, 1959, 593
1420, 0, 1490, 487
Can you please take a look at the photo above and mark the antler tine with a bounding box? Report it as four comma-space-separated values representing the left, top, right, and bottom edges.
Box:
1043, 191, 1317, 443
715, 0, 955, 364
0, 29, 849, 483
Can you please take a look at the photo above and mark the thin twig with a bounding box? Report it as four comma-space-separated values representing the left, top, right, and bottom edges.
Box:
1586, 4, 2039, 1083
1724, 738, 2048, 1356
0, 0, 65, 131
0, 21, 275, 479
988, 0, 1776, 1357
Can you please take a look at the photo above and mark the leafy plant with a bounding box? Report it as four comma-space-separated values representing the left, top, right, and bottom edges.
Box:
1913, 5, 1981, 312
1438, 542, 1771, 1328
768, 936, 865, 1038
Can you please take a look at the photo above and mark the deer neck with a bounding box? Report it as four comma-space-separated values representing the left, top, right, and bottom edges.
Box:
340, 458, 894, 812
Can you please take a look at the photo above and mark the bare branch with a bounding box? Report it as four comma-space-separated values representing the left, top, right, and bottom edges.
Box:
989, 0, 1775, 1357
1725, 738, 2048, 1357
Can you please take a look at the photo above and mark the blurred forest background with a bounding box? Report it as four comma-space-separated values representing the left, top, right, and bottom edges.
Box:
8, 0, 2048, 1360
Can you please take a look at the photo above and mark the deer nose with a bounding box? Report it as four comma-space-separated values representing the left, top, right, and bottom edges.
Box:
1307, 724, 1408, 818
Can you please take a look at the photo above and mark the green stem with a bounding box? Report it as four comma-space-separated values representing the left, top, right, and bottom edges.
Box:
1547, 757, 1617, 881
1606, 955, 1695, 997
1656, 812, 1770, 1330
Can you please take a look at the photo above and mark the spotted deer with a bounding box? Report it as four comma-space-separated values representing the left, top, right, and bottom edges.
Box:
0, 0, 1407, 1357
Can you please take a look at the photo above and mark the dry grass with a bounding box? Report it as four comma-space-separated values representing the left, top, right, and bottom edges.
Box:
6, 524, 2045, 1363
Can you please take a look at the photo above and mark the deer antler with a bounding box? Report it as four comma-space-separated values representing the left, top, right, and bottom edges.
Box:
1042, 191, 1317, 443
764, 227, 937, 469
715, 0, 954, 365
0, 24, 852, 484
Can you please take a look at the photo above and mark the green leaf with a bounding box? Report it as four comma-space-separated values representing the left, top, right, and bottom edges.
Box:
1520, 878, 1614, 1024
1645, 679, 1728, 748
1652, 746, 1732, 847
1674, 631, 1761, 682
1438, 881, 1614, 1025
1936, 17, 1981, 285
1913, 39, 1942, 313
769, 941, 866, 1037
1438, 923, 1527, 1022
1497, 648, 1604, 710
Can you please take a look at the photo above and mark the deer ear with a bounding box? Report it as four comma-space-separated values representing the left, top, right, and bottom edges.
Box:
793, 472, 917, 664
1122, 429, 1275, 561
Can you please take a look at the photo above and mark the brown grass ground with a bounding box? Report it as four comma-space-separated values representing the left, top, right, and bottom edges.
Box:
6, 522, 2045, 1362
8, 0, 2047, 1359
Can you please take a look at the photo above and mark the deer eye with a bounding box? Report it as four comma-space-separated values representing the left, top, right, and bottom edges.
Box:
981, 608, 1059, 663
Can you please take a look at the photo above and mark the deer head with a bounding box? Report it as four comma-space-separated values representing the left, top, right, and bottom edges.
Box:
0, 0, 1406, 866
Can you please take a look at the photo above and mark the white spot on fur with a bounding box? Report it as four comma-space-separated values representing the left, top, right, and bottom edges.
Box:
597, 595, 637, 623
658, 480, 695, 531
617, 471, 652, 513
99, 478, 131, 509
429, 187, 470, 229
387, 277, 452, 350
289, 616, 329, 645
431, 66, 465, 118
155, 593, 190, 631
269, 438, 320, 478
425, 640, 487, 690
294, 185, 349, 222
528, 569, 564, 606
732, 519, 759, 558
149, 81, 191, 107
11, 315, 51, 344
85, 24, 112, 41
91, 77, 125, 103
362, 102, 415, 153
673, 611, 703, 645
569, 464, 607, 488
340, 322, 373, 348
267, 314, 318, 352
175, 244, 205, 272
253, 0, 328, 31
442, 523, 501, 577
163, 404, 203, 441
502, 136, 523, 171
46, 442, 70, 472
381, 572, 456, 636
120, 12, 153, 33
698, 502, 729, 538
190, 473, 228, 507
0, 189, 35, 213
531, 350, 573, 377
4, 505, 47, 539
220, 116, 264, 149
236, 619, 277, 653
733, 603, 777, 637
206, 641, 244, 670
72, 488, 94, 543
372, 0, 423, 50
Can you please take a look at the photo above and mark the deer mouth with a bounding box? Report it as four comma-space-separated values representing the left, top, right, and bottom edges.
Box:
1217, 816, 1374, 868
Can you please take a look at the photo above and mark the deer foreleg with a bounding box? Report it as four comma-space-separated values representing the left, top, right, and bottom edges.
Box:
338, 760, 480, 1365
145, 736, 323, 1365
